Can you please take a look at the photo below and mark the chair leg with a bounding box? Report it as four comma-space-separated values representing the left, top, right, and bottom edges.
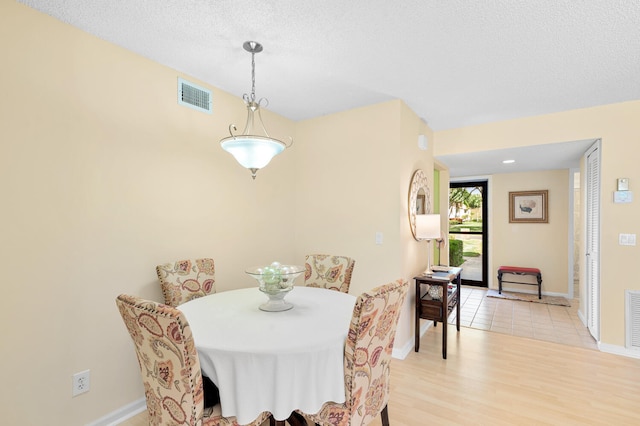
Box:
287, 412, 307, 426
270, 413, 303, 426
380, 404, 390, 426
269, 416, 286, 426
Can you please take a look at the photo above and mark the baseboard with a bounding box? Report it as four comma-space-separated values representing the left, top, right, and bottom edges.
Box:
598, 343, 640, 359
577, 309, 587, 326
490, 286, 569, 298
87, 397, 146, 426
569, 312, 640, 359
393, 313, 640, 361
392, 321, 433, 360
392, 338, 412, 360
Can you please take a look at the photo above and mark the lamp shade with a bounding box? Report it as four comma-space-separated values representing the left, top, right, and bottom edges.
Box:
220, 136, 286, 170
415, 214, 441, 240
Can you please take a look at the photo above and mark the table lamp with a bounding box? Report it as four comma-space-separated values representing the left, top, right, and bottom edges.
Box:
416, 214, 441, 275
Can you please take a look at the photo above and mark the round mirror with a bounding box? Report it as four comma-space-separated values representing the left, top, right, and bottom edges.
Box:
408, 169, 431, 240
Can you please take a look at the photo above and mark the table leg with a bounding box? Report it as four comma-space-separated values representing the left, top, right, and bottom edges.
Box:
537, 273, 542, 299
442, 282, 447, 359
415, 280, 420, 352
442, 316, 447, 359
456, 275, 461, 332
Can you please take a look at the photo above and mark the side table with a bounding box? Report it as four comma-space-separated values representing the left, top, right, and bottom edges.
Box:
414, 267, 462, 359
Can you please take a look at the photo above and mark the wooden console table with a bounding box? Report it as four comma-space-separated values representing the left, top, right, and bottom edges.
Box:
414, 267, 462, 359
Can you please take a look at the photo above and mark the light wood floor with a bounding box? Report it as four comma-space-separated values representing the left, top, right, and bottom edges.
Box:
121, 324, 640, 425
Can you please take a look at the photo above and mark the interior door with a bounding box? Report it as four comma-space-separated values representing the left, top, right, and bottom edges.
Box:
449, 180, 488, 287
586, 141, 601, 341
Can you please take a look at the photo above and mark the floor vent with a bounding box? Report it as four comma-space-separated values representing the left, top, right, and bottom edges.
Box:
626, 290, 640, 350
177, 78, 212, 114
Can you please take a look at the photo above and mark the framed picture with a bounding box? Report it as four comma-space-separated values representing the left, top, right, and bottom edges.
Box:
509, 190, 548, 223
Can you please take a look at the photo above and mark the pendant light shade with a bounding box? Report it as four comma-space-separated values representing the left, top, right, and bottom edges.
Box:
220, 41, 291, 179
220, 135, 285, 171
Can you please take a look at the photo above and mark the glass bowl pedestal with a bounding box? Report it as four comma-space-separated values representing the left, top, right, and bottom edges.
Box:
246, 263, 305, 311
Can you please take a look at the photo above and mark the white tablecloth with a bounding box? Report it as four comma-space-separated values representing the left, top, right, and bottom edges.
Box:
178, 286, 356, 424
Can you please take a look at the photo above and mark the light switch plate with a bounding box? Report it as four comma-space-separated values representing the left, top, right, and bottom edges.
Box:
375, 232, 383, 245
617, 178, 629, 191
619, 233, 637, 246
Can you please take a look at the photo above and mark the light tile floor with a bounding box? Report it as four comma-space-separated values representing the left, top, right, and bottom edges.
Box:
449, 286, 598, 350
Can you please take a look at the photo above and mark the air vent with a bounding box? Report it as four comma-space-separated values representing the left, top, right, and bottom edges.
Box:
626, 290, 640, 350
177, 78, 212, 114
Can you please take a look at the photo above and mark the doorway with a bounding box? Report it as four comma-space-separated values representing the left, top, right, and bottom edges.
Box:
449, 180, 488, 287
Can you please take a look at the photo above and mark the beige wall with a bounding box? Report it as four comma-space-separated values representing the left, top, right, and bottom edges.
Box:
398, 102, 435, 346
435, 164, 451, 265
295, 101, 402, 294
435, 101, 640, 349
1, 3, 299, 424
491, 170, 570, 294
1, 3, 435, 424
295, 100, 433, 349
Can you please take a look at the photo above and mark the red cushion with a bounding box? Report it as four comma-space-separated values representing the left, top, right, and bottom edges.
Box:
498, 266, 540, 274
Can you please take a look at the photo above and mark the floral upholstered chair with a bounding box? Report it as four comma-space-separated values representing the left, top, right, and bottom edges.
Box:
300, 279, 409, 426
304, 254, 356, 293
116, 294, 271, 426
156, 258, 216, 307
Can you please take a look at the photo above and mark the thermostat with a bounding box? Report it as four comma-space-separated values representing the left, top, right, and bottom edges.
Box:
613, 191, 633, 203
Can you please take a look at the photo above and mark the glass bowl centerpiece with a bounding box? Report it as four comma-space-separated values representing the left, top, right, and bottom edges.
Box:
245, 262, 305, 311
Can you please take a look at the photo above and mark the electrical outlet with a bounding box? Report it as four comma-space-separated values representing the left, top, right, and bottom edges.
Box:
72, 370, 90, 396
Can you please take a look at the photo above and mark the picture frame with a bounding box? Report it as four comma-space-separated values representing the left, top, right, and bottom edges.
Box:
509, 190, 548, 223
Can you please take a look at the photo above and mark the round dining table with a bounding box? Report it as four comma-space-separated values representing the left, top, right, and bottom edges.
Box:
178, 286, 356, 424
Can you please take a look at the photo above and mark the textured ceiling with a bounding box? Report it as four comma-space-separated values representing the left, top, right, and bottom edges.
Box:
17, 1, 640, 175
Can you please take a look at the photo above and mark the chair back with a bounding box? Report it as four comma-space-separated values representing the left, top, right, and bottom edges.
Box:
304, 254, 355, 293
156, 258, 216, 306
344, 279, 409, 425
116, 294, 206, 425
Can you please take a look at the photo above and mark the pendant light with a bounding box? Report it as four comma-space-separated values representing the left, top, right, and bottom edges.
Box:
220, 41, 292, 179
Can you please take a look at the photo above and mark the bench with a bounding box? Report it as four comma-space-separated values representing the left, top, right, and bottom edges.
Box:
497, 266, 542, 299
